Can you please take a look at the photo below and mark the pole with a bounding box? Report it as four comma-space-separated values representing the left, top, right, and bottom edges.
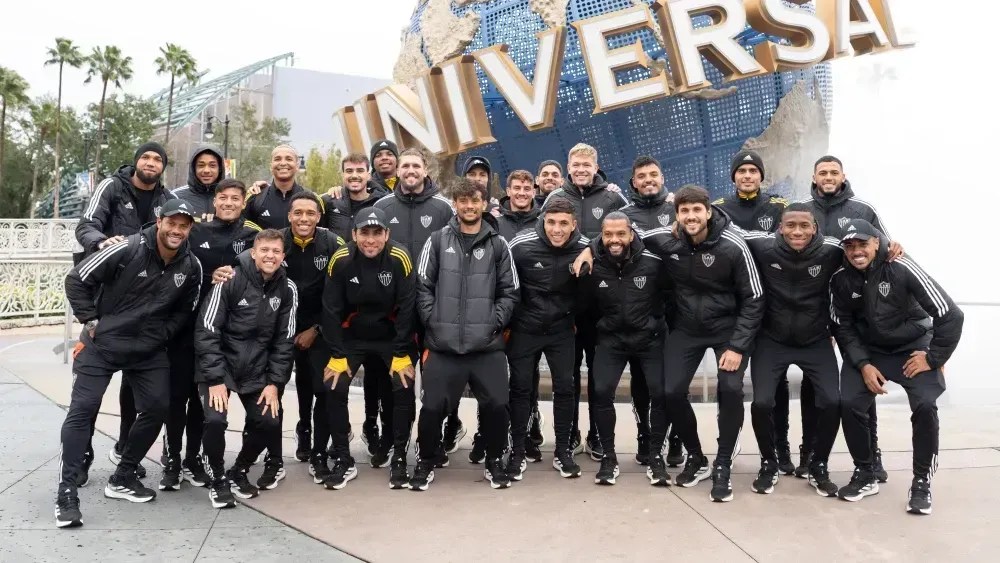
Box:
223, 115, 230, 160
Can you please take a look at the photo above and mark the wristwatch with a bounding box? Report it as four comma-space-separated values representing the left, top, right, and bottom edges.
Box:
85, 319, 99, 332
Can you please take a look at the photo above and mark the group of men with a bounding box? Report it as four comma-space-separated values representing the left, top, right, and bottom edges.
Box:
52, 136, 961, 530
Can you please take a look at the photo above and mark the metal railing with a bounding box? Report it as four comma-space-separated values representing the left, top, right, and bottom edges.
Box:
0, 219, 80, 259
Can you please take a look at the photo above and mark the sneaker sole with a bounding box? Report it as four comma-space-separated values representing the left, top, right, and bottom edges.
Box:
325, 468, 359, 490
552, 459, 581, 478
752, 475, 779, 494
485, 470, 511, 489
389, 479, 409, 490
409, 472, 435, 491
210, 497, 236, 509
468, 454, 485, 465
158, 481, 181, 491
810, 482, 838, 498
104, 486, 155, 503
108, 449, 121, 466
370, 455, 392, 469
77, 476, 89, 488
230, 487, 259, 499
181, 470, 207, 488
876, 472, 889, 483
259, 468, 286, 490
839, 484, 880, 502
711, 491, 734, 502
646, 470, 673, 487
906, 503, 932, 515
794, 470, 810, 479
444, 427, 468, 454
54, 513, 82, 528
677, 468, 711, 488
595, 468, 620, 485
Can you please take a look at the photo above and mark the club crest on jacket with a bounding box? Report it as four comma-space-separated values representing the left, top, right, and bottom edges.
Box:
702, 253, 715, 267
592, 207, 604, 220
473, 247, 485, 260
314, 256, 329, 270
838, 217, 851, 229
634, 276, 646, 289
657, 214, 670, 227
809, 265, 822, 278
173, 273, 186, 288
758, 215, 773, 230
232, 240, 246, 254
379, 271, 392, 286
269, 296, 281, 311
420, 215, 432, 228
878, 281, 891, 297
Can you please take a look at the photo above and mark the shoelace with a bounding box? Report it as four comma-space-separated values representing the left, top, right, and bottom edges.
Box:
58, 494, 80, 510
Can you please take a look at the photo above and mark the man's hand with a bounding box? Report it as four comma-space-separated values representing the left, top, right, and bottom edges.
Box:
257, 384, 279, 417
98, 235, 125, 250
391, 355, 416, 389
572, 247, 594, 276
326, 185, 345, 199
212, 266, 235, 284
861, 364, 888, 395
666, 192, 675, 203
294, 326, 318, 351
903, 350, 932, 378
887, 240, 905, 262
208, 383, 229, 413
489, 206, 502, 218
718, 350, 743, 372
324, 357, 352, 392
607, 183, 621, 193
247, 181, 268, 196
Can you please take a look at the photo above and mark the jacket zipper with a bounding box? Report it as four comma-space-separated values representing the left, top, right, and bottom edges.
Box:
459, 236, 468, 351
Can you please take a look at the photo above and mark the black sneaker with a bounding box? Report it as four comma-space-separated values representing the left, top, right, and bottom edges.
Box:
105, 472, 156, 503
361, 420, 379, 457
468, 433, 486, 464
370, 440, 392, 468
646, 455, 672, 487
308, 453, 331, 485
585, 433, 604, 462
54, 486, 82, 528
227, 468, 259, 499
434, 450, 450, 468
635, 434, 650, 466
209, 478, 236, 509
295, 422, 312, 462
873, 448, 889, 483
907, 476, 932, 515
442, 418, 466, 454
409, 459, 435, 491
552, 449, 582, 478
256, 455, 286, 490
808, 461, 838, 497
158, 456, 182, 491
109, 445, 146, 479
595, 456, 620, 485
324, 456, 358, 490
675, 454, 711, 487
794, 446, 812, 479
389, 456, 410, 490
159, 443, 169, 467
529, 409, 545, 446
524, 438, 542, 463
77, 446, 94, 488
838, 468, 879, 502
507, 450, 527, 482
776, 444, 795, 476
485, 457, 512, 489
570, 430, 584, 455
710, 465, 734, 502
751, 459, 779, 495
181, 457, 209, 488
666, 437, 686, 468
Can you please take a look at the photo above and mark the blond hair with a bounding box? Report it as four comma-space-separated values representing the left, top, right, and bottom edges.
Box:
568, 143, 598, 162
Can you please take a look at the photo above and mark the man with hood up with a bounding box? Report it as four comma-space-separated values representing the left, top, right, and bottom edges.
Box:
172, 145, 226, 221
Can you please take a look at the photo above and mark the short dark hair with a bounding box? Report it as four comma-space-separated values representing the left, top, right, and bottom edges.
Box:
506, 169, 534, 187
289, 191, 323, 213
632, 155, 661, 174
602, 211, 630, 226
543, 198, 576, 218
783, 201, 815, 217
537, 160, 563, 175
255, 228, 284, 245
673, 184, 710, 211
398, 147, 426, 166
814, 155, 843, 170
215, 178, 246, 196
450, 177, 488, 202
342, 152, 369, 170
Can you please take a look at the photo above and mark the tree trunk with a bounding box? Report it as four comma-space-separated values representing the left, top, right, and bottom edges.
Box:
93, 79, 109, 178
165, 74, 174, 145
0, 98, 7, 190
53, 62, 64, 218
29, 140, 42, 219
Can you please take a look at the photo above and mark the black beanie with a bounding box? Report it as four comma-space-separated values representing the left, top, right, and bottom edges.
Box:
370, 139, 399, 164
731, 149, 764, 182
462, 155, 491, 176
135, 142, 168, 168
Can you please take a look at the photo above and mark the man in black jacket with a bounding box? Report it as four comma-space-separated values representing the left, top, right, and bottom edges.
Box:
245, 145, 310, 229
196, 229, 298, 507
742, 203, 845, 498
544, 143, 629, 460
831, 219, 963, 515
323, 153, 388, 240
55, 200, 202, 528
322, 208, 417, 490
370, 139, 400, 191
712, 150, 787, 233
410, 179, 520, 491
584, 212, 670, 487
534, 160, 563, 207
158, 179, 261, 493
171, 144, 225, 221
507, 198, 587, 479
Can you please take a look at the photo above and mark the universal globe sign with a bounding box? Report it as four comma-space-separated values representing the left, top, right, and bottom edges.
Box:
334, 0, 913, 159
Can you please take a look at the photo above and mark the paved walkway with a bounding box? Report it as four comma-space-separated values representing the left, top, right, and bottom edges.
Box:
2, 331, 999, 562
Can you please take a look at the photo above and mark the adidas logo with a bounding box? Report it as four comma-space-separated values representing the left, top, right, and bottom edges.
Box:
445, 247, 456, 254
851, 292, 862, 299
669, 254, 679, 261
599, 281, 608, 288
380, 141, 388, 147
261, 210, 271, 217
368, 212, 378, 218
770, 263, 782, 270
179, 203, 188, 209
124, 202, 134, 209
390, 217, 399, 224
199, 242, 211, 249
744, 154, 753, 161
847, 224, 856, 231
534, 262, 543, 268
137, 271, 147, 278
238, 298, 249, 307
332, 208, 340, 214
350, 277, 360, 284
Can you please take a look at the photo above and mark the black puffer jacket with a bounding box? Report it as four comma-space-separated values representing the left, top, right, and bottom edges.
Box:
189, 217, 261, 301
281, 227, 344, 334
588, 236, 668, 347
322, 180, 388, 240
830, 229, 963, 370
507, 220, 588, 335
743, 231, 843, 346
65, 225, 202, 363
639, 209, 764, 353
542, 174, 628, 238
373, 178, 454, 261
171, 145, 225, 221
196, 252, 297, 393
76, 165, 176, 256
622, 188, 672, 233
712, 191, 787, 232
416, 215, 519, 354
800, 180, 891, 239
496, 196, 541, 240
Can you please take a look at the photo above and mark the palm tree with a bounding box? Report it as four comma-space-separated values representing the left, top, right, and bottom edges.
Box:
85, 45, 133, 177
155, 43, 199, 146
27, 101, 60, 218
44, 37, 85, 218
0, 67, 31, 190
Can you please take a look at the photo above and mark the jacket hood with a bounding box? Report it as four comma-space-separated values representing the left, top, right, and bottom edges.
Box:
627, 186, 668, 208
775, 228, 825, 259
810, 179, 856, 209
392, 177, 440, 204
678, 204, 731, 248
236, 247, 285, 289
594, 230, 645, 265
499, 196, 540, 220
533, 215, 583, 250
186, 145, 225, 193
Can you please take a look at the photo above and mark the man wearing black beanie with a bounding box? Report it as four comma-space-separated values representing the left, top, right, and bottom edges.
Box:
370, 139, 400, 191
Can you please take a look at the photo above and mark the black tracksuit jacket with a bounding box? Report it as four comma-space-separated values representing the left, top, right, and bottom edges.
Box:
416, 215, 520, 355
195, 252, 297, 393
189, 217, 261, 301
373, 178, 454, 261
800, 180, 891, 239
280, 227, 344, 333
622, 188, 673, 234
322, 241, 416, 358
322, 181, 389, 241
829, 235, 963, 371
76, 165, 176, 256
542, 175, 628, 238
244, 183, 310, 230
713, 190, 787, 232
496, 196, 541, 241
587, 236, 668, 347
170, 145, 225, 221
507, 220, 588, 335
639, 210, 765, 353
65, 225, 202, 363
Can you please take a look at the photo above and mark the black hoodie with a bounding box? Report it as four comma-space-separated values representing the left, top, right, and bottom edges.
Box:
373, 177, 454, 260
322, 179, 389, 240
830, 228, 963, 370
76, 165, 176, 256
171, 145, 225, 220
496, 196, 541, 240
801, 180, 891, 239
622, 187, 673, 233
542, 172, 628, 238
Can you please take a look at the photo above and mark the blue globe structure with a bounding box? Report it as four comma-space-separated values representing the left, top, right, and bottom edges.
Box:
409, 0, 831, 199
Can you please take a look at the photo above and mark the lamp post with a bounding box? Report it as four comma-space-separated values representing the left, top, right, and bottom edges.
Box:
204, 115, 230, 160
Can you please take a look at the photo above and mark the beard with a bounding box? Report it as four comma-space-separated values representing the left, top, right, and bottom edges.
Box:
135, 168, 162, 186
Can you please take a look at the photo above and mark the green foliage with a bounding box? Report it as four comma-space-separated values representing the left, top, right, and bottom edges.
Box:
87, 94, 158, 176
229, 102, 291, 185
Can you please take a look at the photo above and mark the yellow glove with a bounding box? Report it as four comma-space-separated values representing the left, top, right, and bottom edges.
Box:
391, 355, 413, 373
327, 357, 348, 374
